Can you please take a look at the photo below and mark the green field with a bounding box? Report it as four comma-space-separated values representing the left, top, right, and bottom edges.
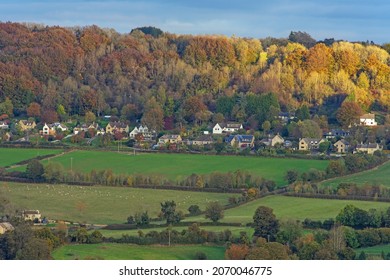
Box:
319, 161, 390, 189
100, 226, 254, 238
4, 180, 389, 225
0, 148, 63, 167
52, 243, 225, 260
39, 150, 328, 186
1, 182, 238, 224
185, 195, 390, 223
355, 244, 390, 259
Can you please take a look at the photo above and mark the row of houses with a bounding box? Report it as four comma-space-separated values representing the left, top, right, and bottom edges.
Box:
156, 133, 255, 149
156, 133, 291, 149
155, 133, 383, 154
105, 122, 384, 154
299, 138, 383, 154
1, 113, 383, 154
0, 120, 37, 131
1, 111, 379, 136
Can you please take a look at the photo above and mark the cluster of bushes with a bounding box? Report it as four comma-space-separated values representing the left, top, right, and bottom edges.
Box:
286, 152, 388, 186
0, 220, 67, 260
326, 152, 387, 177
285, 168, 326, 184
355, 228, 390, 248
225, 204, 390, 260
336, 205, 390, 229
332, 183, 390, 199
224, 216, 358, 260
111, 224, 242, 245
287, 182, 390, 201
181, 171, 276, 192
302, 205, 390, 231
127, 211, 150, 226
69, 228, 103, 244
302, 218, 336, 230
344, 152, 387, 172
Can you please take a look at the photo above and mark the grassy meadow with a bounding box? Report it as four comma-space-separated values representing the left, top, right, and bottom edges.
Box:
38, 150, 328, 186
185, 195, 390, 223
4, 180, 390, 225
0, 147, 63, 167
319, 161, 390, 189
355, 244, 390, 258
52, 243, 225, 260
1, 182, 238, 224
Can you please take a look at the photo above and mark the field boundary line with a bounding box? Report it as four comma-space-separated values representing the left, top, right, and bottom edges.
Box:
5, 149, 76, 170
318, 159, 390, 186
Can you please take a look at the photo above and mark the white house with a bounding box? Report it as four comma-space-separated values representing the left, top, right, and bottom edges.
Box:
129, 125, 155, 140
53, 122, 68, 132
0, 121, 9, 129
212, 123, 223, 134
212, 123, 243, 134
360, 113, 377, 126
22, 210, 42, 222
42, 122, 68, 136
42, 123, 55, 136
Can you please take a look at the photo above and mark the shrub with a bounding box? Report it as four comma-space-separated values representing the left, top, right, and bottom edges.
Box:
188, 205, 202, 216
194, 251, 207, 260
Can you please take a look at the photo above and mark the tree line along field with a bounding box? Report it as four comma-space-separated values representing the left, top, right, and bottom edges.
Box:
319, 160, 390, 189
0, 148, 63, 168
100, 226, 254, 238
36, 150, 329, 186
52, 243, 225, 260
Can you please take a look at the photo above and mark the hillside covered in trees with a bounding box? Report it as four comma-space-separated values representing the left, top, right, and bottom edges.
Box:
0, 22, 389, 131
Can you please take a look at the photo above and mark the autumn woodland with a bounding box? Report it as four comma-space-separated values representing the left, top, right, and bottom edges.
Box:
0, 23, 389, 129
1, 22, 390, 260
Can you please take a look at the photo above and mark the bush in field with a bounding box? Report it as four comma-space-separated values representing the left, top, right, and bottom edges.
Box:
26, 159, 44, 181
44, 162, 65, 183
160, 200, 183, 225
87, 230, 103, 244
127, 211, 150, 227
195, 251, 207, 260
204, 201, 224, 223
188, 205, 201, 216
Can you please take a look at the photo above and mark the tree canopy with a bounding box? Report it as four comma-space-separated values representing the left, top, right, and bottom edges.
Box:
252, 206, 279, 240
0, 22, 388, 126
